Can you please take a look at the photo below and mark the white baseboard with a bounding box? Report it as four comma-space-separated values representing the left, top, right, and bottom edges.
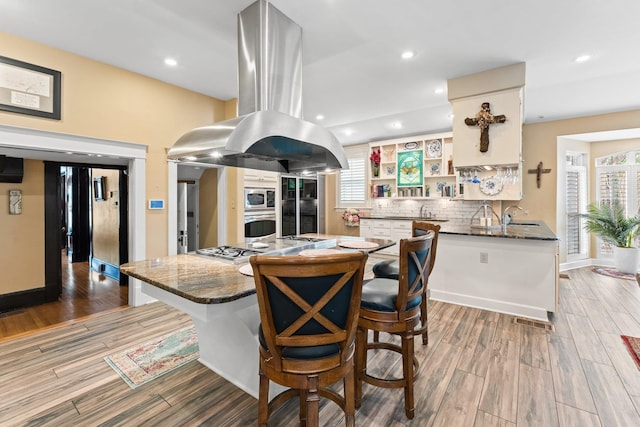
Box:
560, 258, 614, 272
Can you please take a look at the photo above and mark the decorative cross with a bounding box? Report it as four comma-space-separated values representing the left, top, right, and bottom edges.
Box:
464, 102, 506, 152
528, 161, 552, 188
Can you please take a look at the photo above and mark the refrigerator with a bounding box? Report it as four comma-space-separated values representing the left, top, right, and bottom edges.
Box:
280, 176, 325, 236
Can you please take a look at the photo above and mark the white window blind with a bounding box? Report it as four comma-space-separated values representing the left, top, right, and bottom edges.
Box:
566, 170, 581, 255
340, 158, 366, 202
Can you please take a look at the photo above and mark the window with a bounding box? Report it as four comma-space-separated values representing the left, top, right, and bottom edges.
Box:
337, 144, 369, 208
340, 158, 366, 202
595, 149, 640, 258
566, 152, 588, 260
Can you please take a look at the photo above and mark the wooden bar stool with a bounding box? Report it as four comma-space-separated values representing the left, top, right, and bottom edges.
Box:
250, 251, 368, 427
371, 221, 440, 344
356, 232, 434, 419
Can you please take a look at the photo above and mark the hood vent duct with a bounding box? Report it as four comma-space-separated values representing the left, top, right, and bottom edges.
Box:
168, 0, 348, 173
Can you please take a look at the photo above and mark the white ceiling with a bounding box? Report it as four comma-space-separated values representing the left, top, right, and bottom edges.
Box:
1, 0, 640, 147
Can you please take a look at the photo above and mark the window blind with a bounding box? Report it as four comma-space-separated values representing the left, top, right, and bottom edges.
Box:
340, 158, 366, 202
566, 170, 581, 255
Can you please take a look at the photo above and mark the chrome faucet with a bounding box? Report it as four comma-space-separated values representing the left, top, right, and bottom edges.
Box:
503, 205, 523, 228
420, 204, 431, 219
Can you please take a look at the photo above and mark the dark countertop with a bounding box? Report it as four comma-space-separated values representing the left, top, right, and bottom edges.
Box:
362, 216, 557, 241
120, 234, 395, 305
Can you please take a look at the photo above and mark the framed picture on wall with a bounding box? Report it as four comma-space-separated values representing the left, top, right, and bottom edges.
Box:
397, 150, 423, 186
93, 176, 106, 201
0, 55, 62, 120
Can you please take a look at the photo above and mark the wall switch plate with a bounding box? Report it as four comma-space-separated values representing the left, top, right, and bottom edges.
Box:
480, 252, 489, 263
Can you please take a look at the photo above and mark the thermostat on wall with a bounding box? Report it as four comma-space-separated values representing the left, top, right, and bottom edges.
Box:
148, 199, 165, 210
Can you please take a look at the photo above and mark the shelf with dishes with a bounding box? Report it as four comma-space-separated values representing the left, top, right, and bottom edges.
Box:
369, 133, 454, 200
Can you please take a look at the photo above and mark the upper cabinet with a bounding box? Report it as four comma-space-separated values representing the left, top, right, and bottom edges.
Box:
243, 169, 278, 188
452, 87, 523, 167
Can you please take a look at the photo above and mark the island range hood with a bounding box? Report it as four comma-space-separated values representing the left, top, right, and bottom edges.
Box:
168, 0, 348, 174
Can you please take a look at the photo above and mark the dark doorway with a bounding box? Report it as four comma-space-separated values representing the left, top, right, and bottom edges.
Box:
44, 161, 129, 304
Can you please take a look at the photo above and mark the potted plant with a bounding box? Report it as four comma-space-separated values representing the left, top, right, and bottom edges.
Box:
581, 203, 640, 273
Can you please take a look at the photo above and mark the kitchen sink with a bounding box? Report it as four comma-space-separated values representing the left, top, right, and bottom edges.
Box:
508, 222, 539, 226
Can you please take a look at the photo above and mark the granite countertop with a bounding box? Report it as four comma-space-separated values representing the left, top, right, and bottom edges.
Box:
362, 216, 557, 241
120, 234, 395, 305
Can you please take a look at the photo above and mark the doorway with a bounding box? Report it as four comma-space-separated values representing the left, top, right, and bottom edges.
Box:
45, 161, 129, 306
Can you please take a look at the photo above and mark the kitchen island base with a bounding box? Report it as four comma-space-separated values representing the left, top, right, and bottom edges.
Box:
141, 283, 285, 399
428, 233, 558, 322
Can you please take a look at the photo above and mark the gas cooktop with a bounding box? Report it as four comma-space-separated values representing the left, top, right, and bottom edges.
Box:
196, 246, 262, 262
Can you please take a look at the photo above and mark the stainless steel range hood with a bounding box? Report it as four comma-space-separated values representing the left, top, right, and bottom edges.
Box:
168, 0, 348, 173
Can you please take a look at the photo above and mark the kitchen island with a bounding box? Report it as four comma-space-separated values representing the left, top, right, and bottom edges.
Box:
361, 217, 559, 322
120, 235, 394, 399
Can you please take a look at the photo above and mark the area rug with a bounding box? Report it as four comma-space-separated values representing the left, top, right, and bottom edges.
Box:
621, 335, 640, 370
592, 267, 636, 281
105, 326, 199, 389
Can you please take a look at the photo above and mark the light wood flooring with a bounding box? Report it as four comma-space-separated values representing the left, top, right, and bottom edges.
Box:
1, 266, 640, 426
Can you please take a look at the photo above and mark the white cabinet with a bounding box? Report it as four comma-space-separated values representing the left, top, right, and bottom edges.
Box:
360, 219, 411, 256
243, 169, 278, 188
452, 88, 523, 167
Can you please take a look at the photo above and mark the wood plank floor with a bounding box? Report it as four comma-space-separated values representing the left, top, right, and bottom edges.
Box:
1, 266, 640, 426
0, 255, 127, 339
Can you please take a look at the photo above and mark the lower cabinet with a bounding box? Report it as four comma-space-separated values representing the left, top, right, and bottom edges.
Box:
360, 219, 412, 256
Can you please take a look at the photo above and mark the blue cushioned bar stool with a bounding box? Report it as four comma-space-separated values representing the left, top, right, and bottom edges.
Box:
250, 251, 368, 427
371, 221, 440, 344
355, 232, 434, 419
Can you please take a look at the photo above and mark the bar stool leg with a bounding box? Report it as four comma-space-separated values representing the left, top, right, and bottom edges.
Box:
306, 376, 320, 427
258, 370, 269, 427
402, 329, 415, 419
355, 326, 367, 408
344, 363, 356, 427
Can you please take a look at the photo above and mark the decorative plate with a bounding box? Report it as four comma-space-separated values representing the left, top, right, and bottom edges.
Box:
404, 141, 419, 150
479, 176, 504, 196
430, 162, 440, 176
436, 181, 446, 194
426, 139, 442, 158
238, 264, 254, 276
298, 249, 342, 257
338, 240, 379, 249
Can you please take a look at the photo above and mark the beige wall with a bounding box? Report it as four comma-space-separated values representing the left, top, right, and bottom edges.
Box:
522, 109, 640, 232
91, 169, 120, 265
0, 160, 45, 293
0, 30, 226, 294
199, 168, 219, 248
324, 173, 360, 237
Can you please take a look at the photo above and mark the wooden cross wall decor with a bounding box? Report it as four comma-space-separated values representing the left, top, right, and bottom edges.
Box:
464, 102, 506, 152
528, 161, 551, 188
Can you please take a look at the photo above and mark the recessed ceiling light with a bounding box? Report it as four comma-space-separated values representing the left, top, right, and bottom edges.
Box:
401, 51, 415, 60
316, 114, 324, 121
575, 55, 591, 63
434, 88, 444, 95
210, 151, 222, 158
164, 57, 178, 66
391, 121, 403, 129
344, 129, 354, 136
184, 156, 197, 161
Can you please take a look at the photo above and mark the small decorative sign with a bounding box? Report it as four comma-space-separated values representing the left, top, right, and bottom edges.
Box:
0, 56, 61, 120
9, 189, 22, 215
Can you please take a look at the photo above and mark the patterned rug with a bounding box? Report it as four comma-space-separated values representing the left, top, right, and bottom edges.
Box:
592, 267, 636, 281
621, 335, 640, 370
105, 326, 199, 389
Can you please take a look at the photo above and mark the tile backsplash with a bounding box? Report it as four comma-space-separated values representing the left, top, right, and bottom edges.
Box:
368, 198, 485, 225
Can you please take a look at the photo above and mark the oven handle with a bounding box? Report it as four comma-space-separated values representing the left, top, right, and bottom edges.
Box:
244, 213, 276, 223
